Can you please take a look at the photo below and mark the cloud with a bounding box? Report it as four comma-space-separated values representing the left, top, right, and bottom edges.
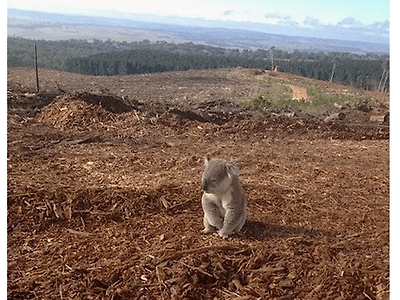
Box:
263, 12, 298, 26
262, 14, 389, 43
222, 10, 234, 16
337, 17, 363, 28
366, 20, 389, 32
240, 10, 388, 43
279, 15, 299, 26
356, 20, 390, 39
303, 17, 324, 27
330, 18, 389, 40
264, 12, 281, 19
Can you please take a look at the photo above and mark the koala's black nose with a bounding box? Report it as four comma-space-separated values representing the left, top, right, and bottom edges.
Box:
201, 180, 207, 191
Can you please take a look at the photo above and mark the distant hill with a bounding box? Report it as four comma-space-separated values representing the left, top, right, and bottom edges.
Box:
7, 9, 389, 54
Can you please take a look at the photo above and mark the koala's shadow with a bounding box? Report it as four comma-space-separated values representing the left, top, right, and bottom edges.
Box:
240, 220, 333, 241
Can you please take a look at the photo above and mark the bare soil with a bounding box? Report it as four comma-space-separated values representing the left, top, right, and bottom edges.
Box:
7, 67, 389, 300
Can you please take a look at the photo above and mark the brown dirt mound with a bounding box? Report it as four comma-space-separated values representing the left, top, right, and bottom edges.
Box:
7, 67, 389, 300
37, 93, 119, 131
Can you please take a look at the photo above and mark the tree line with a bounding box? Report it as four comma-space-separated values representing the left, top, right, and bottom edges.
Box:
64, 49, 272, 75
7, 37, 389, 91
276, 59, 389, 91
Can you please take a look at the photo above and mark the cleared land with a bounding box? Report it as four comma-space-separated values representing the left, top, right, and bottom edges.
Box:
7, 67, 389, 299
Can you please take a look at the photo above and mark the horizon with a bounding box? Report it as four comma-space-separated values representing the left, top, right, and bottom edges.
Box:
7, 0, 389, 25
7, 0, 390, 45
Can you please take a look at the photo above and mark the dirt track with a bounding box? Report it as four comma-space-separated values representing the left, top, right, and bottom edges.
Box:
7, 67, 389, 299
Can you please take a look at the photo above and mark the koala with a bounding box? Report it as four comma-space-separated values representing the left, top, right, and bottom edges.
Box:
200, 155, 247, 239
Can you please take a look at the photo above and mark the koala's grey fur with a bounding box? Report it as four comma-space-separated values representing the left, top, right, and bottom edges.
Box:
200, 155, 247, 239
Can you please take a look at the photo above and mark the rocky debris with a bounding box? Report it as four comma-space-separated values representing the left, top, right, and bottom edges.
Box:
324, 112, 346, 123
370, 115, 386, 124
383, 112, 390, 126
357, 98, 373, 112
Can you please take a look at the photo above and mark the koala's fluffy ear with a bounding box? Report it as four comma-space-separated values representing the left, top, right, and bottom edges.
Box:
204, 155, 211, 166
226, 161, 239, 176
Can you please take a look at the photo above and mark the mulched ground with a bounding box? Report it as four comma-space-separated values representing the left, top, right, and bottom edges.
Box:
7, 67, 389, 299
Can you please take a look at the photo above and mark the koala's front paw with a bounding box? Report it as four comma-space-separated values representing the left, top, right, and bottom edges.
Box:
218, 230, 230, 239
202, 227, 217, 234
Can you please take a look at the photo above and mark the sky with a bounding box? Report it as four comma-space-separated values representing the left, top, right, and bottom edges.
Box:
7, 0, 389, 28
